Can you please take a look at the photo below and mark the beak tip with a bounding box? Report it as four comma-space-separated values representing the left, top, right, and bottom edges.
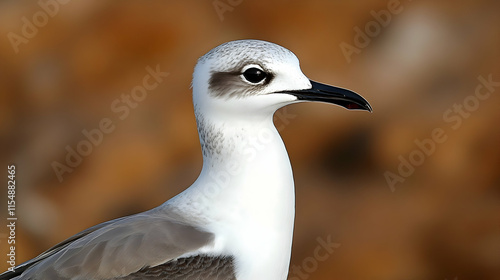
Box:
343, 100, 372, 112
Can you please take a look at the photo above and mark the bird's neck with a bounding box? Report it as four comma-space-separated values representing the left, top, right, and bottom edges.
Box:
181, 110, 296, 280
194, 110, 295, 214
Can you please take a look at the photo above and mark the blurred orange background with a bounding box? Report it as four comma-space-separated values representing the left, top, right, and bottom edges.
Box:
1, 0, 499, 279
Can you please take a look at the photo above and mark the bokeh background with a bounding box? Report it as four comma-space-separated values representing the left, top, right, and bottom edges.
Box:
1, 0, 499, 279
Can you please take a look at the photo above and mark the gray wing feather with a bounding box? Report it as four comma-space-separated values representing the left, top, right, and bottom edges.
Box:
121, 255, 236, 280
13, 208, 214, 280
0, 218, 123, 280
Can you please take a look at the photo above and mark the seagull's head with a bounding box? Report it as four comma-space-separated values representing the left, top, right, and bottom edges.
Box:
192, 40, 371, 120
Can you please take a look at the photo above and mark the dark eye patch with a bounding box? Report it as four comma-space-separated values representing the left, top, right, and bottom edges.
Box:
208, 66, 273, 99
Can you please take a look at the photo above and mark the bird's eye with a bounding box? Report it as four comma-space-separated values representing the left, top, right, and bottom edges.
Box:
242, 67, 268, 84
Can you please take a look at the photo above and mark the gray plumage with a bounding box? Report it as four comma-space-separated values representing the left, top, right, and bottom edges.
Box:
0, 207, 233, 280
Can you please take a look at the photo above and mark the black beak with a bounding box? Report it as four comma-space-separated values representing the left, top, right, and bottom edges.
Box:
285, 80, 372, 112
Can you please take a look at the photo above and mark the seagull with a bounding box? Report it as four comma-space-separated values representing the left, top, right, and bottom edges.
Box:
1, 39, 371, 280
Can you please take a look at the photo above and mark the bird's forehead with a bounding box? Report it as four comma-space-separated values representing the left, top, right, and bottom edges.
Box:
199, 40, 296, 71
